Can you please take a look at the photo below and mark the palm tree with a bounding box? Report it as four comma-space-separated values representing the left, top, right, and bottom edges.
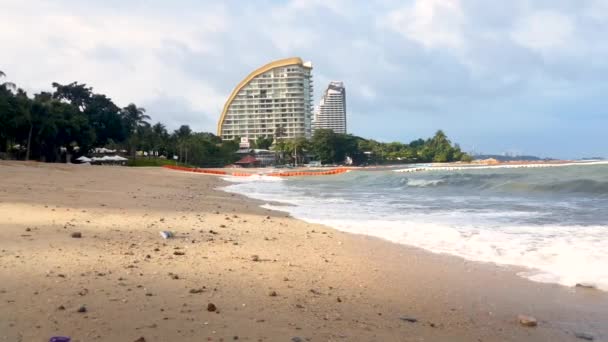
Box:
0, 70, 16, 91
121, 103, 150, 133
121, 103, 150, 158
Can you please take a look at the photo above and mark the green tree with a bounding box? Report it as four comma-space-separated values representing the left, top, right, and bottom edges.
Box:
121, 103, 150, 134
52, 82, 92, 112
121, 103, 149, 157
254, 136, 273, 150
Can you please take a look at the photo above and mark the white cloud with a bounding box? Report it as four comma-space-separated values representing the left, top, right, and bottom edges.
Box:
510, 11, 575, 52
383, 0, 465, 50
0, 0, 228, 131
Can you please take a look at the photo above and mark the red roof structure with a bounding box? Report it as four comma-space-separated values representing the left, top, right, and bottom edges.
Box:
234, 155, 259, 166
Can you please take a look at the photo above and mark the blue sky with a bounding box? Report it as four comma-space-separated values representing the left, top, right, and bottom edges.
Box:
1, 0, 607, 158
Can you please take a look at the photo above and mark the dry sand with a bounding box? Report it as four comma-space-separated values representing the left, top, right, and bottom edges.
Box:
1, 161, 607, 342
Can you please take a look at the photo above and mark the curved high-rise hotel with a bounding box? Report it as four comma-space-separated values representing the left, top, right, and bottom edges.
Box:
313, 81, 347, 134
217, 57, 314, 141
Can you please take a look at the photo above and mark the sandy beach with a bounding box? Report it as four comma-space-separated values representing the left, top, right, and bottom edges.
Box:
1, 161, 607, 342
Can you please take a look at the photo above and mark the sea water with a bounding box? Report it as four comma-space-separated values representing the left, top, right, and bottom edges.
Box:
221, 164, 608, 290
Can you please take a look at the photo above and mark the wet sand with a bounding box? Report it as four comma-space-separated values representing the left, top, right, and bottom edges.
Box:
1, 161, 607, 341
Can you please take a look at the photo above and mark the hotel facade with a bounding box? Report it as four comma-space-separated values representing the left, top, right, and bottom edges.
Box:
217, 57, 314, 141
313, 81, 347, 134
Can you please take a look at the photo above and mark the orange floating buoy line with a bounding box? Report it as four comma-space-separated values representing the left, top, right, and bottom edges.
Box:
163, 165, 350, 178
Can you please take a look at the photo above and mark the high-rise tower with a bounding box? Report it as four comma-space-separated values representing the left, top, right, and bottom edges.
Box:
217, 57, 314, 140
313, 81, 346, 134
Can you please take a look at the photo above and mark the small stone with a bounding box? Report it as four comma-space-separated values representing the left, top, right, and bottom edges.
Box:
25, 228, 31, 232
251, 255, 260, 262
268, 290, 277, 297
77, 305, 87, 313
71, 232, 82, 238
518, 314, 537, 327
337, 297, 342, 303
233, 336, 239, 340
189, 288, 204, 294
207, 303, 217, 312
574, 332, 595, 341
57, 305, 65, 310
291, 337, 303, 342
134, 338, 146, 342
575, 283, 596, 289
173, 251, 185, 256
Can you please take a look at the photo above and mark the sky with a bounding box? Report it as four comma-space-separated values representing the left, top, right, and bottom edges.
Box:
1, 0, 607, 159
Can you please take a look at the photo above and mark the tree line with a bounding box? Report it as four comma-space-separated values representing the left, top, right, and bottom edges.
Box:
272, 129, 472, 165
0, 71, 238, 166
1, 70, 471, 166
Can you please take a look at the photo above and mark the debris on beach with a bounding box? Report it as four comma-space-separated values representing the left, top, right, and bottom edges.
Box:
70, 232, 82, 238
173, 251, 185, 256
400, 316, 418, 323
207, 303, 217, 312
268, 290, 277, 297
250, 255, 260, 262
77, 305, 87, 313
134, 338, 147, 342
159, 231, 173, 239
517, 314, 537, 327
49, 337, 71, 342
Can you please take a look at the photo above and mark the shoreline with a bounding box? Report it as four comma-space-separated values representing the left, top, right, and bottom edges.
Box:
1, 161, 607, 341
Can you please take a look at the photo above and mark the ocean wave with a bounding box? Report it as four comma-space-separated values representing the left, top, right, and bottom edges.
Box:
530, 179, 608, 195
221, 165, 608, 291
393, 160, 608, 173
262, 203, 608, 291
404, 178, 445, 187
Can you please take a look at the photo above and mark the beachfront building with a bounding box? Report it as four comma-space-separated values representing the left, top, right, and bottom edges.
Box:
313, 81, 347, 134
217, 57, 314, 141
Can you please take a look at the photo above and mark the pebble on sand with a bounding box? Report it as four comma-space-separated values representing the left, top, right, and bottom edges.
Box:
251, 255, 260, 262
77, 305, 87, 313
134, 338, 146, 342
207, 303, 217, 312
517, 314, 537, 327
70, 232, 82, 238
574, 332, 595, 341
268, 290, 277, 297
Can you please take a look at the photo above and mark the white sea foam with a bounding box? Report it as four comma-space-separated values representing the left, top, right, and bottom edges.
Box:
405, 179, 445, 187
394, 160, 608, 173
221, 174, 284, 183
